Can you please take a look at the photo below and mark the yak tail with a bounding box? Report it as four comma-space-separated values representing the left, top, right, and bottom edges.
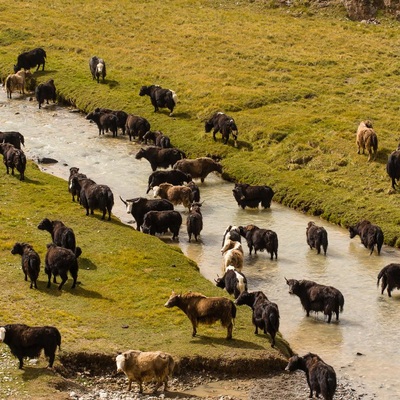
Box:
377, 267, 387, 286
231, 301, 237, 321
375, 229, 384, 255
371, 134, 378, 153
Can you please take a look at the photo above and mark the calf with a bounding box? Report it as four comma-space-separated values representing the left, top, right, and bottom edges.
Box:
45, 243, 79, 290
165, 291, 236, 339
14, 48, 46, 72
233, 183, 274, 209
143, 130, 172, 148
141, 210, 182, 240
235, 290, 280, 347
239, 224, 278, 260
146, 169, 192, 194
0, 324, 61, 369
349, 219, 384, 255
306, 221, 328, 255
139, 85, 178, 116
285, 278, 344, 323
215, 266, 248, 299
94, 108, 128, 135
68, 167, 87, 202
116, 350, 175, 393
356, 120, 378, 161
285, 353, 337, 400
186, 202, 203, 242
125, 114, 151, 141
377, 263, 400, 297
173, 157, 222, 183
0, 142, 26, 180
220, 239, 244, 274
5, 70, 32, 99
153, 182, 193, 210
0, 131, 25, 149
86, 110, 118, 137
11, 242, 41, 289
135, 146, 186, 171
35, 79, 57, 109
205, 112, 238, 146
120, 196, 174, 231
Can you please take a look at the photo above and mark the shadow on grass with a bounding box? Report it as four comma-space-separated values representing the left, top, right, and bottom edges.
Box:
191, 335, 265, 350
79, 257, 97, 271
36, 281, 109, 300
21, 365, 57, 382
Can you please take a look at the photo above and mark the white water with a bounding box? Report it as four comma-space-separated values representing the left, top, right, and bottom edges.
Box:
1, 92, 400, 399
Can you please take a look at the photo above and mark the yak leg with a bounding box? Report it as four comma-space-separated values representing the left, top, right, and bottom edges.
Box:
18, 357, 24, 369
58, 272, 68, 290
226, 322, 233, 340
190, 317, 197, 337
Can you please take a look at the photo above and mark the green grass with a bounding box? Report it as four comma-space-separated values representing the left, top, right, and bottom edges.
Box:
1, 0, 400, 396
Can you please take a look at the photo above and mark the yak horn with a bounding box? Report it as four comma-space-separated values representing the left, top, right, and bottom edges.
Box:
119, 195, 127, 205
284, 277, 289, 283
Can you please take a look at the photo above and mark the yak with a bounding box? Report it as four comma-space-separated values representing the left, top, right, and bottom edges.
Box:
306, 221, 328, 255
349, 220, 384, 255
139, 85, 178, 116
205, 112, 238, 146
377, 263, 400, 297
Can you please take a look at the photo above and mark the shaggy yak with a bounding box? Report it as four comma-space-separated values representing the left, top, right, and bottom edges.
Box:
356, 120, 378, 161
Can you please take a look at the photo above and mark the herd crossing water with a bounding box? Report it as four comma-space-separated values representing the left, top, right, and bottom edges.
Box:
1, 91, 400, 399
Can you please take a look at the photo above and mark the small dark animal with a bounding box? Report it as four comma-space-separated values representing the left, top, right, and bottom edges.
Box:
173, 157, 222, 183
141, 210, 182, 240
186, 181, 200, 202
135, 146, 186, 171
120, 196, 174, 231
0, 131, 25, 149
35, 79, 57, 109
164, 291, 236, 339
239, 224, 278, 260
348, 220, 384, 255
37, 218, 80, 256
377, 263, 400, 297
0, 324, 61, 369
0, 142, 26, 180
306, 221, 328, 255
142, 130, 172, 148
356, 120, 378, 161
125, 114, 151, 142
11, 242, 40, 289
232, 183, 274, 209
235, 290, 280, 347
89, 56, 106, 82
68, 167, 87, 202
386, 148, 400, 190
86, 110, 118, 137
286, 353, 337, 400
70, 176, 114, 220
285, 278, 344, 323
45, 243, 79, 290
146, 169, 192, 194
94, 108, 128, 136
205, 112, 238, 146
186, 202, 203, 242
14, 48, 46, 72
139, 85, 178, 116
215, 266, 248, 299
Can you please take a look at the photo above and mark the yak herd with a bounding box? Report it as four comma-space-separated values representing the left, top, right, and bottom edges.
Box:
1, 47, 400, 398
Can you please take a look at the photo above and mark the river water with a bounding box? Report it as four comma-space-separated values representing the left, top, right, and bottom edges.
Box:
1, 92, 399, 399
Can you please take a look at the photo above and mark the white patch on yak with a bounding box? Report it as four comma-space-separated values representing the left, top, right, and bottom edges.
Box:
0, 327, 6, 342
234, 270, 246, 294
116, 353, 126, 372
125, 201, 133, 214
96, 63, 104, 73
152, 186, 160, 198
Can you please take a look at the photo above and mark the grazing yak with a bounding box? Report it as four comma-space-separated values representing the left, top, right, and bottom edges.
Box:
356, 120, 378, 161
35, 79, 57, 109
215, 266, 248, 299
306, 221, 328, 255
0, 131, 25, 149
239, 224, 278, 260
89, 56, 106, 82
141, 210, 182, 240
70, 176, 114, 221
135, 146, 186, 171
349, 219, 384, 255
0, 324, 61, 369
220, 239, 244, 274
235, 290, 280, 347
173, 157, 222, 183
125, 114, 151, 142
153, 182, 193, 210
120, 196, 174, 231
45, 243, 79, 290
14, 48, 46, 72
5, 69, 32, 99
164, 291, 236, 339
116, 350, 175, 393
205, 112, 238, 146
94, 108, 128, 136
233, 183, 274, 209
11, 242, 41, 289
386, 147, 400, 190
37, 218, 81, 256
377, 263, 400, 297
285, 278, 344, 323
0, 142, 26, 180
186, 202, 203, 242
68, 167, 87, 202
143, 130, 172, 148
86, 110, 118, 137
146, 169, 192, 194
286, 353, 337, 400
139, 85, 178, 116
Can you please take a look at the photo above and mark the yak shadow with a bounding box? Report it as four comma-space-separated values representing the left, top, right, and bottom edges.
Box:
21, 364, 57, 382
35, 280, 107, 300
78, 257, 97, 271
191, 335, 264, 350
106, 79, 119, 89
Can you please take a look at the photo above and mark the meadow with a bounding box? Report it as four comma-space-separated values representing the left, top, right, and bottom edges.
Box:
1, 0, 400, 396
